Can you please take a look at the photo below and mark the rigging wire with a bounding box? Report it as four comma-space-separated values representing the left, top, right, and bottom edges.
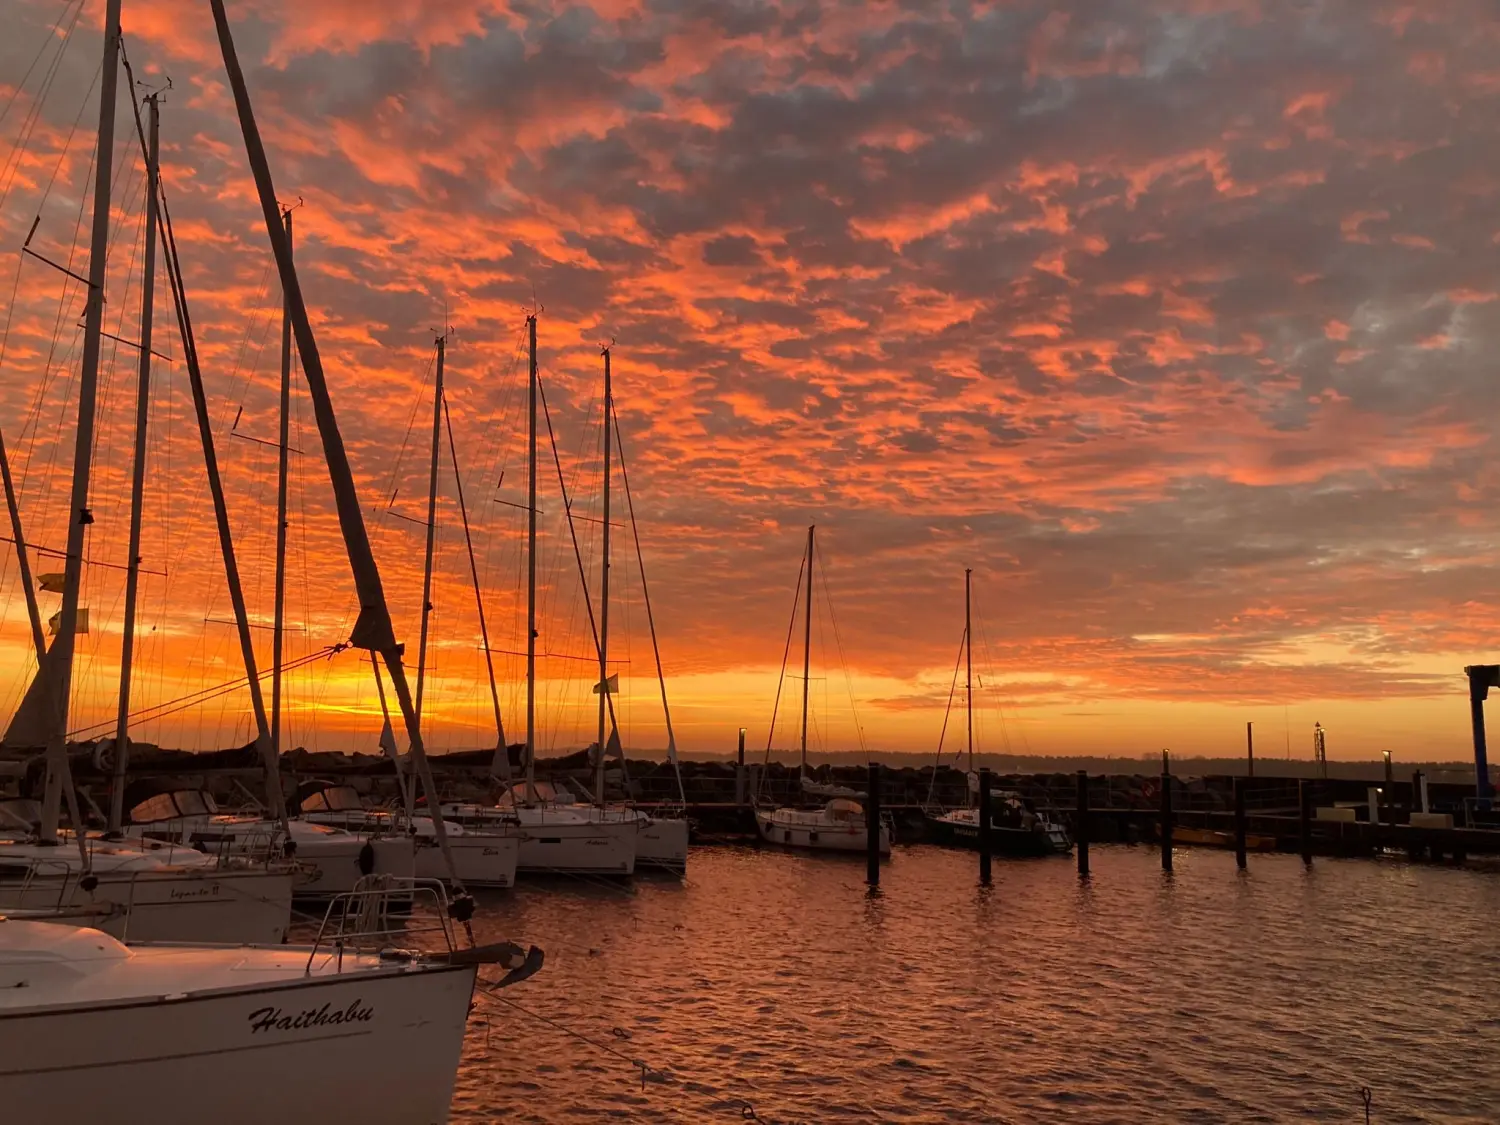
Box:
759, 543, 806, 792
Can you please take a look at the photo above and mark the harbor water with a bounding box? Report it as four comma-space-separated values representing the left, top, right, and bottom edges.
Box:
451, 845, 1499, 1123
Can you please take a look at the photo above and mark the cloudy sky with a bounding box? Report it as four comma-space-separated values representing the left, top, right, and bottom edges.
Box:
0, 0, 1496, 763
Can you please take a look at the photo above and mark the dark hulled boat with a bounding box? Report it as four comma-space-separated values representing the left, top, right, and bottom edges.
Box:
924, 794, 1072, 857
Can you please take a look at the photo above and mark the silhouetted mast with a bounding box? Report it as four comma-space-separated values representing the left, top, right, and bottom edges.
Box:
525, 313, 538, 802
109, 91, 161, 835
595, 345, 612, 806
800, 524, 814, 778
270, 206, 292, 766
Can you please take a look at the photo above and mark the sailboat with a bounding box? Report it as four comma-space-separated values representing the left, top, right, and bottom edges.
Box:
922, 570, 1071, 857
319, 333, 522, 890
0, 879, 540, 1123
441, 318, 636, 876
754, 526, 891, 855
583, 346, 688, 873
0, 22, 300, 942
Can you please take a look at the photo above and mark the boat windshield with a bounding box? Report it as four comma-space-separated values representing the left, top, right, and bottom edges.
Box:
300, 786, 364, 813
824, 798, 864, 821
497, 781, 563, 807
129, 790, 217, 823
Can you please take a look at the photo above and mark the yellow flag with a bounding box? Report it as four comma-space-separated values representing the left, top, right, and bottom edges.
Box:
592, 673, 619, 695
37, 573, 65, 593
47, 608, 88, 635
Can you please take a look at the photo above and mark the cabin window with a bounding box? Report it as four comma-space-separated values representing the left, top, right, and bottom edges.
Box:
130, 793, 179, 823
782, 830, 791, 843
808, 832, 819, 843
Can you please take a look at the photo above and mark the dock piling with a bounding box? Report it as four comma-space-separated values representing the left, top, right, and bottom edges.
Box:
1076, 769, 1090, 878
735, 727, 746, 806
978, 767, 992, 885
1159, 750, 1173, 872
1298, 779, 1313, 865
1233, 777, 1247, 870
866, 761, 881, 887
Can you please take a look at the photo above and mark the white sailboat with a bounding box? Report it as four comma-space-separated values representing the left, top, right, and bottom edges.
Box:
443, 781, 638, 876
587, 346, 689, 873
754, 526, 892, 856
298, 783, 519, 888
0, 879, 541, 1124
120, 786, 417, 898
0, 9, 304, 945
444, 319, 639, 877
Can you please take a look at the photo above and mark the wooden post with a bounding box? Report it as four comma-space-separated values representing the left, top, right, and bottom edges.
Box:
1159, 750, 1173, 872
1246, 721, 1254, 778
1233, 776, 1247, 870
735, 727, 746, 806
978, 767, 992, 885
1076, 769, 1090, 878
866, 761, 881, 887
1299, 779, 1313, 865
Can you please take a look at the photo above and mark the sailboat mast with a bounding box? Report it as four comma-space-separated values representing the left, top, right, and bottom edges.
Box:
965, 567, 973, 784
800, 524, 814, 776
595, 345, 611, 806
108, 91, 160, 836
415, 336, 443, 729
270, 207, 292, 765
40, 0, 124, 842
525, 314, 538, 800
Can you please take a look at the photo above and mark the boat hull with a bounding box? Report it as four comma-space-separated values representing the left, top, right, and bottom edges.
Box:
0, 960, 476, 1125
0, 868, 293, 944
754, 809, 892, 855
517, 818, 637, 876
924, 814, 1072, 857
634, 816, 689, 873
1159, 825, 1278, 851
414, 833, 520, 887
290, 836, 417, 899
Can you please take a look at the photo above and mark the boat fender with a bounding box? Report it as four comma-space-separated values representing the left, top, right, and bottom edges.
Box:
282, 839, 297, 859
79, 874, 99, 893
357, 841, 376, 874
448, 893, 476, 923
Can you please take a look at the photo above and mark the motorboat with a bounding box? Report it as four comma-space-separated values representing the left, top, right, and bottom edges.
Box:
0, 881, 542, 1124
297, 784, 519, 888
755, 797, 891, 855
443, 782, 636, 876
121, 787, 416, 898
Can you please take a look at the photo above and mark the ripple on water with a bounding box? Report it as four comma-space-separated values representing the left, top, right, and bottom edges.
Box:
448, 845, 1500, 1122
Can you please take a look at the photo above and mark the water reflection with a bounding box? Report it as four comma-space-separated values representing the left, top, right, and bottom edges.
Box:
451, 844, 1500, 1122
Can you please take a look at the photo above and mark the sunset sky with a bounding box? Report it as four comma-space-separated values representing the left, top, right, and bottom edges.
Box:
0, 0, 1497, 764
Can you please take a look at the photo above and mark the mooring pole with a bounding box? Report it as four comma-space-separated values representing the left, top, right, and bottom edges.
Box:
1233, 776, 1247, 870
866, 761, 881, 887
1246, 721, 1255, 778
1159, 750, 1173, 872
736, 727, 747, 806
1299, 779, 1313, 865
1465, 665, 1497, 804
1076, 769, 1090, 878
978, 767, 993, 884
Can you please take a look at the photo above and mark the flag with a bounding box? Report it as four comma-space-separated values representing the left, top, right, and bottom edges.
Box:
592, 673, 619, 695
605, 727, 623, 759
37, 573, 65, 593
47, 608, 87, 635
